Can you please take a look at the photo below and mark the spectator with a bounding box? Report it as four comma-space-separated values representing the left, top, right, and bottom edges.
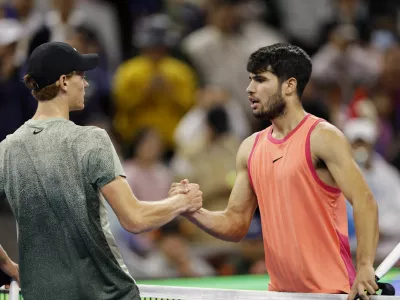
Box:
274, 0, 333, 55
0, 18, 36, 143
1, 0, 43, 65
113, 14, 197, 154
124, 127, 173, 201
343, 118, 400, 264
28, 0, 86, 55
312, 23, 382, 105
173, 84, 249, 164
181, 0, 285, 123
67, 25, 112, 126
175, 106, 241, 250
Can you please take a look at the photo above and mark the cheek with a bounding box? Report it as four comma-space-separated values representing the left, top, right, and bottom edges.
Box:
262, 83, 279, 97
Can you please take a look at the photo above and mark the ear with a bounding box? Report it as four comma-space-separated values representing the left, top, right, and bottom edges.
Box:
283, 78, 297, 96
58, 74, 69, 92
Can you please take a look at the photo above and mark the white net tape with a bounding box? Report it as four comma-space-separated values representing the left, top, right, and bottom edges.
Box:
1, 284, 400, 300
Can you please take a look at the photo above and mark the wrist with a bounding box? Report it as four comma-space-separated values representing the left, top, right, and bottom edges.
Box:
174, 194, 190, 213
356, 259, 373, 270
183, 208, 203, 220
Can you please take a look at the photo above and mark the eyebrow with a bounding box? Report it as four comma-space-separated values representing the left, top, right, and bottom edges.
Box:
249, 74, 267, 80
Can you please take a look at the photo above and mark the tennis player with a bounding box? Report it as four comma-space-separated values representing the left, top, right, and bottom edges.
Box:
0, 42, 203, 300
170, 43, 379, 300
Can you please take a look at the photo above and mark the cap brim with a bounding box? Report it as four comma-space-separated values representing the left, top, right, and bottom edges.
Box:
77, 53, 99, 71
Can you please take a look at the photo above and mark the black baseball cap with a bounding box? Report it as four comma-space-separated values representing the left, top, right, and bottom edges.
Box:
26, 42, 99, 90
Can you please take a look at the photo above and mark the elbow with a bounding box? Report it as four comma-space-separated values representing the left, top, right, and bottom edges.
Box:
228, 221, 249, 243
230, 235, 245, 243
120, 215, 144, 234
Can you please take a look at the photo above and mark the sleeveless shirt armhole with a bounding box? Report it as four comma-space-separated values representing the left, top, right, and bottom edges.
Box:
247, 132, 261, 191
305, 119, 342, 194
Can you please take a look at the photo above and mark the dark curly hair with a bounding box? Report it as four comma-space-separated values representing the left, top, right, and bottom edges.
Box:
246, 43, 312, 98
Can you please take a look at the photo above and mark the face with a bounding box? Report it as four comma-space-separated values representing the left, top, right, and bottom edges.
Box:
52, 0, 76, 16
351, 140, 373, 167
246, 71, 287, 120
62, 71, 88, 112
213, 4, 241, 33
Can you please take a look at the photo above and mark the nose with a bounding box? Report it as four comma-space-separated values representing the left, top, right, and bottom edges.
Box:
84, 78, 89, 88
246, 81, 254, 95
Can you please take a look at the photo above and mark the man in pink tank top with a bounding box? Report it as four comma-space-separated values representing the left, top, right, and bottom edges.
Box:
169, 43, 379, 300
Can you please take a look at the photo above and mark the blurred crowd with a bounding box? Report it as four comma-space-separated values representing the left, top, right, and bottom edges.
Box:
0, 0, 400, 280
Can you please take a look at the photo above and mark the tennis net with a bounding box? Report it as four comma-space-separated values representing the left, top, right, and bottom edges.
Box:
1, 284, 400, 300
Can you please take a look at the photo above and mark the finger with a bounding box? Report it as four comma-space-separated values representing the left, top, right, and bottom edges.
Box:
180, 179, 189, 184
364, 283, 377, 296
369, 280, 379, 291
357, 285, 369, 300
347, 287, 358, 300
173, 188, 188, 195
189, 183, 199, 190
168, 188, 177, 196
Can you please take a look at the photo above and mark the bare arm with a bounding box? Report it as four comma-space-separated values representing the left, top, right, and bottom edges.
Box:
173, 135, 258, 242
101, 176, 202, 234
0, 246, 9, 265
0, 245, 19, 284
311, 123, 379, 268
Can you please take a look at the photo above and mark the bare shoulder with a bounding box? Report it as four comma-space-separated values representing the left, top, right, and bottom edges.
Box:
310, 121, 351, 158
237, 132, 260, 168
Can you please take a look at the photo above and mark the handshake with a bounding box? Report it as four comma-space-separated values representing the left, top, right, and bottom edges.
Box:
169, 179, 203, 214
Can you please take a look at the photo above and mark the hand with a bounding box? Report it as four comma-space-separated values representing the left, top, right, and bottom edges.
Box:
150, 74, 170, 91
169, 179, 190, 197
347, 264, 378, 300
182, 183, 203, 213
0, 259, 19, 286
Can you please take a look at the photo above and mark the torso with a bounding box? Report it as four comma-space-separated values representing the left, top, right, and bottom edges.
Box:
247, 114, 355, 293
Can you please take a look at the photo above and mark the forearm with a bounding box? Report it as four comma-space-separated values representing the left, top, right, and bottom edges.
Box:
132, 195, 188, 233
352, 194, 379, 268
0, 245, 10, 266
185, 208, 246, 242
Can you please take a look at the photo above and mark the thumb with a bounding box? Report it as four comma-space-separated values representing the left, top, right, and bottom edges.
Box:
180, 179, 190, 184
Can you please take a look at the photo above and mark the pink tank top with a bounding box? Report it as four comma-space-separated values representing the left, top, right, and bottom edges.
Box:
248, 114, 356, 293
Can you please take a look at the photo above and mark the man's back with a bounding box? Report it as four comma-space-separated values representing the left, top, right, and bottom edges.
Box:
0, 118, 140, 300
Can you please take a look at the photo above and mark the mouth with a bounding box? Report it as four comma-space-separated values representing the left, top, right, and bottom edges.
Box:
249, 96, 259, 109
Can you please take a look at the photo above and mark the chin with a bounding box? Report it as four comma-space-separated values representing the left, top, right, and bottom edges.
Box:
252, 110, 266, 119
70, 104, 85, 112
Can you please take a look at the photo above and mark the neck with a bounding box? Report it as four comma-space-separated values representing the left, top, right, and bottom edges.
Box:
32, 97, 70, 121
270, 101, 307, 139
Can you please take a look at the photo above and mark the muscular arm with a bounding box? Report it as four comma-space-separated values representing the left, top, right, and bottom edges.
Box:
0, 245, 19, 284
0, 245, 9, 265
80, 129, 202, 234
182, 135, 259, 242
311, 123, 379, 268
101, 177, 200, 234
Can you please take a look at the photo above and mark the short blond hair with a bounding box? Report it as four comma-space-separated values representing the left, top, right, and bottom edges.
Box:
23, 72, 76, 101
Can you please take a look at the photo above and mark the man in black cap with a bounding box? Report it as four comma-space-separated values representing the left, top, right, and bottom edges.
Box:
0, 42, 203, 300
